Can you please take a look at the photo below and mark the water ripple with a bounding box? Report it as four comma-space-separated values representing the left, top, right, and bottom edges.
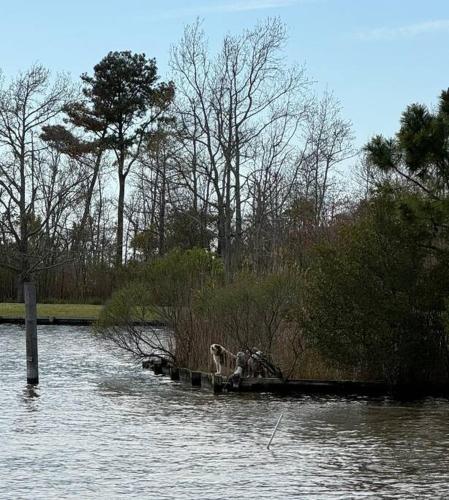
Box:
1, 325, 449, 499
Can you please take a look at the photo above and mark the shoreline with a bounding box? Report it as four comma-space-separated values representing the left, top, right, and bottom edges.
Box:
0, 316, 167, 327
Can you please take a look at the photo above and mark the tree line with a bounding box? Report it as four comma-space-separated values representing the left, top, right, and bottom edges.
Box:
0, 18, 354, 302
94, 30, 449, 386
4, 17, 449, 385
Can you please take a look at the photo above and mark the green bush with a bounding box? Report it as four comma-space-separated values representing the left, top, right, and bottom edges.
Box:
195, 272, 299, 352
183, 272, 302, 376
302, 192, 449, 384
95, 248, 223, 361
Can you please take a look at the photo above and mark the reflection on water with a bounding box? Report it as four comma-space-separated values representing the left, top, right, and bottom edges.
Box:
21, 385, 40, 412
1, 325, 449, 499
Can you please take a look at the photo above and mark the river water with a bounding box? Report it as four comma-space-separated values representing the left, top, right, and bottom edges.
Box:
1, 325, 449, 499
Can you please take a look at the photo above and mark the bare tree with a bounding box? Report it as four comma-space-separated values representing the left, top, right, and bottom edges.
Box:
171, 18, 310, 277
303, 91, 354, 224
0, 65, 82, 300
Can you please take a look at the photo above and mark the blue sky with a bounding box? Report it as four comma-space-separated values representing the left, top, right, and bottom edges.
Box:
1, 0, 448, 149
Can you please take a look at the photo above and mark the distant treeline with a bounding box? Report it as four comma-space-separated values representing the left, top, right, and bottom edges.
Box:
0, 19, 353, 302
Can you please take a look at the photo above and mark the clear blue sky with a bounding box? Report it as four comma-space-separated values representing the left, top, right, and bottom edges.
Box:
1, 0, 448, 149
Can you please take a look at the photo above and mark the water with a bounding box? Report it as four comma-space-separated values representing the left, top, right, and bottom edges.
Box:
1, 325, 449, 499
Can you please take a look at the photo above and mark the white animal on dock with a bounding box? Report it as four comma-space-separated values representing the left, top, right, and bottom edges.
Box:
210, 343, 236, 375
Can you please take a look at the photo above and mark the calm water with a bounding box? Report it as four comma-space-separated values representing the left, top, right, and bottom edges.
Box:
1, 325, 449, 499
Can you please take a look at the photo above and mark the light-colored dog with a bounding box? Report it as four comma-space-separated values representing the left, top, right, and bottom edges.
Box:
210, 343, 236, 375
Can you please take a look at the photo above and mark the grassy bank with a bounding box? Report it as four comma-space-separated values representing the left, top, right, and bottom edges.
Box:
0, 303, 103, 319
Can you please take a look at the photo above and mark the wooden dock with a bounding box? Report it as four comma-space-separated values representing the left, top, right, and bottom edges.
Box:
142, 358, 390, 395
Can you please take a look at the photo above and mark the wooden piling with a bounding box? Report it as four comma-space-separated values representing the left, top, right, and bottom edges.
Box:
161, 365, 171, 376
191, 371, 202, 386
178, 368, 192, 383
200, 372, 223, 393
170, 367, 180, 381
212, 374, 223, 393
153, 363, 163, 375
142, 359, 152, 369
24, 282, 38, 385
200, 372, 212, 390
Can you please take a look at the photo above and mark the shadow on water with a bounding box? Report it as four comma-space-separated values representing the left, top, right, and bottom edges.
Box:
21, 384, 41, 412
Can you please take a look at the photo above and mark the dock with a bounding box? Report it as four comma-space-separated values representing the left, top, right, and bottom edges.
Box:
142, 357, 390, 395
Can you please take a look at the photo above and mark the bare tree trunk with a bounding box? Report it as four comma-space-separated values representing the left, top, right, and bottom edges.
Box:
171, 18, 311, 273
158, 161, 167, 256
116, 170, 126, 267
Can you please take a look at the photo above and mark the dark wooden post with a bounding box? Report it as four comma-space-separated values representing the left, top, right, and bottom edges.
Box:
191, 371, 201, 386
24, 282, 39, 385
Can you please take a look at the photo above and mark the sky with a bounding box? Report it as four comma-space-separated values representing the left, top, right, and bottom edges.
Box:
0, 0, 448, 150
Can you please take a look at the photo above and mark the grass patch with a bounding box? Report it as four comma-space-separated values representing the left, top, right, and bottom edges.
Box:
0, 303, 103, 319
0, 303, 160, 321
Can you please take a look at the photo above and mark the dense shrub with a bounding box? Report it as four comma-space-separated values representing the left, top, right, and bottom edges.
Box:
302, 192, 449, 384
95, 248, 223, 362
184, 273, 302, 376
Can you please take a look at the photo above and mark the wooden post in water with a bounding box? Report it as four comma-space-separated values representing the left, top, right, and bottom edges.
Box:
24, 282, 39, 385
